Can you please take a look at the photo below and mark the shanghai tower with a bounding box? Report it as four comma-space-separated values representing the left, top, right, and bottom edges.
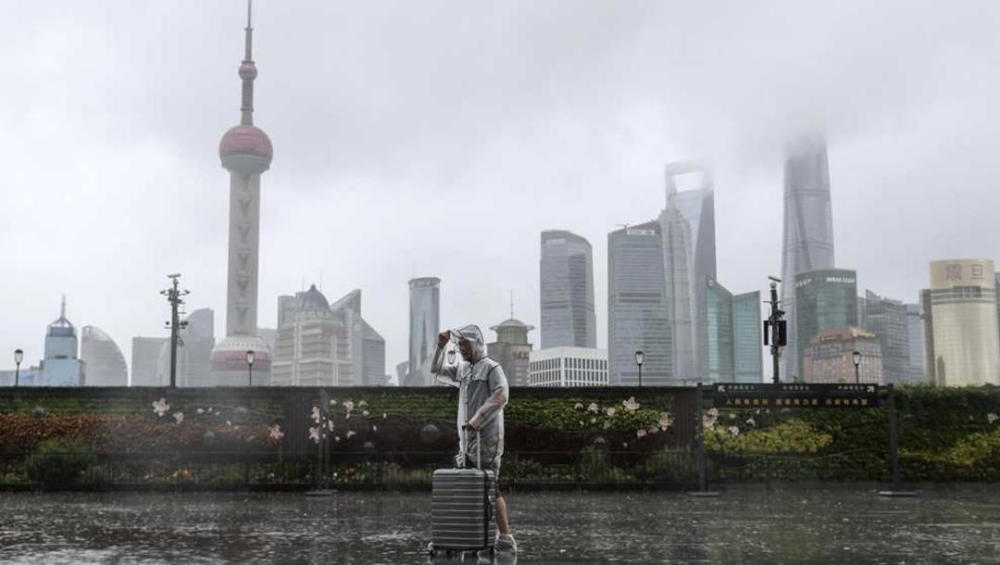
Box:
780, 134, 835, 380
210, 2, 274, 385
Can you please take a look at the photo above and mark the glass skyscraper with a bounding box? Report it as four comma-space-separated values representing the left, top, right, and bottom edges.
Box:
794, 269, 858, 378
905, 303, 926, 383
608, 221, 672, 385
704, 277, 734, 382
702, 279, 762, 383
780, 135, 836, 381
861, 290, 912, 384
539, 230, 597, 349
660, 162, 717, 381
406, 277, 440, 386
733, 291, 763, 383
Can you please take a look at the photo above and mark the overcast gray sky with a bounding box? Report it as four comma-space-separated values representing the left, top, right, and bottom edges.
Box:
2, 1, 998, 379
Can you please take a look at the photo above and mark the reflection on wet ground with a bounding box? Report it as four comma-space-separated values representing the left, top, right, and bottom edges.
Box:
0, 487, 997, 564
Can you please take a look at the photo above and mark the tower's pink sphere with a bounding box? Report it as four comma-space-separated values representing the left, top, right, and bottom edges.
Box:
219, 124, 273, 163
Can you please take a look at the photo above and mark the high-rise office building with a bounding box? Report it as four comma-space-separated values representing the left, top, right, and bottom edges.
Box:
905, 303, 926, 383
860, 290, 911, 385
488, 318, 534, 387
272, 285, 352, 386
608, 221, 672, 385
210, 4, 274, 385
704, 277, 734, 382
794, 269, 858, 377
528, 347, 608, 387
329, 289, 387, 386
539, 230, 597, 349
780, 135, 836, 380
803, 327, 883, 384
660, 162, 717, 380
38, 298, 85, 386
131, 337, 167, 386
733, 291, 763, 383
155, 308, 216, 387
406, 277, 440, 386
80, 326, 128, 386
923, 259, 999, 386
701, 279, 763, 383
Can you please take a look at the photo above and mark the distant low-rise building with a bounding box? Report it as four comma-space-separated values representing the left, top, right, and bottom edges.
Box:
487, 318, 534, 387
802, 327, 883, 384
131, 337, 167, 386
528, 347, 608, 387
272, 285, 351, 386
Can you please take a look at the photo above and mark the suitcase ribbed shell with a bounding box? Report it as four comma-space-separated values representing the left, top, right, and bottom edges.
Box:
431, 468, 497, 551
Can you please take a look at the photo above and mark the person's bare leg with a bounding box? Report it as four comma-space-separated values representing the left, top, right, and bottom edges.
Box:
496, 495, 511, 535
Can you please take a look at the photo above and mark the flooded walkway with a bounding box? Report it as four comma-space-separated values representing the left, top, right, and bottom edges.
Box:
0, 487, 996, 563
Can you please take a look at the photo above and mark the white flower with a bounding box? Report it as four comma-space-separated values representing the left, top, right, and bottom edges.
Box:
622, 442, 628, 448
574, 403, 584, 410
311, 406, 321, 423
362, 410, 370, 417
603, 420, 612, 429
226, 420, 232, 426
728, 426, 740, 436
729, 413, 736, 420
587, 403, 599, 414
346, 430, 357, 439
343, 400, 355, 412
605, 407, 616, 417
988, 413, 998, 424
327, 420, 335, 431
636, 429, 647, 438
658, 412, 673, 431
345, 413, 351, 420
746, 417, 756, 427
269, 424, 284, 440
590, 417, 597, 424
648, 425, 659, 434
152, 398, 169, 417
309, 427, 320, 443
172, 412, 184, 425
330, 399, 338, 405
578, 420, 584, 426
334, 436, 341, 442
622, 397, 640, 413
372, 425, 378, 432
703, 408, 719, 428
382, 413, 387, 419
196, 408, 204, 415
358, 400, 368, 407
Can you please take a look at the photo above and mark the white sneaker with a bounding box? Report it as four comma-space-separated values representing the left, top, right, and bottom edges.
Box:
496, 533, 517, 553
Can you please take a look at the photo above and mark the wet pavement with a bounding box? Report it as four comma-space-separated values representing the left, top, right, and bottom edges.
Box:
0, 487, 997, 564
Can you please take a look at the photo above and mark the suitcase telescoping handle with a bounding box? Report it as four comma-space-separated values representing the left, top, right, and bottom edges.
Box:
460, 424, 481, 470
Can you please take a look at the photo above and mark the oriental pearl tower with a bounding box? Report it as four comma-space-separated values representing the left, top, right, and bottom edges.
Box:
210, 1, 274, 385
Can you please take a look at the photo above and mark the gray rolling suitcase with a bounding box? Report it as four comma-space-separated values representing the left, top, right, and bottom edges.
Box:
429, 427, 497, 555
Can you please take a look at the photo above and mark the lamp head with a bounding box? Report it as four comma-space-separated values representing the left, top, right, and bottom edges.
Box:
852, 350, 861, 366
14, 349, 23, 365
634, 350, 645, 366
246, 350, 255, 365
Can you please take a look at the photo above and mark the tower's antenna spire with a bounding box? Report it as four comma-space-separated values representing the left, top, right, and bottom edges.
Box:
239, 0, 257, 125
60, 294, 66, 319
509, 290, 514, 319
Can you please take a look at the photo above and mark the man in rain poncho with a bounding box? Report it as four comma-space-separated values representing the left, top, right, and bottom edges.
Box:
431, 324, 516, 553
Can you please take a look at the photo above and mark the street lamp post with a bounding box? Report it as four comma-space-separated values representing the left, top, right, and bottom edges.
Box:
852, 350, 861, 384
246, 350, 255, 387
13, 349, 23, 387
634, 350, 644, 388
